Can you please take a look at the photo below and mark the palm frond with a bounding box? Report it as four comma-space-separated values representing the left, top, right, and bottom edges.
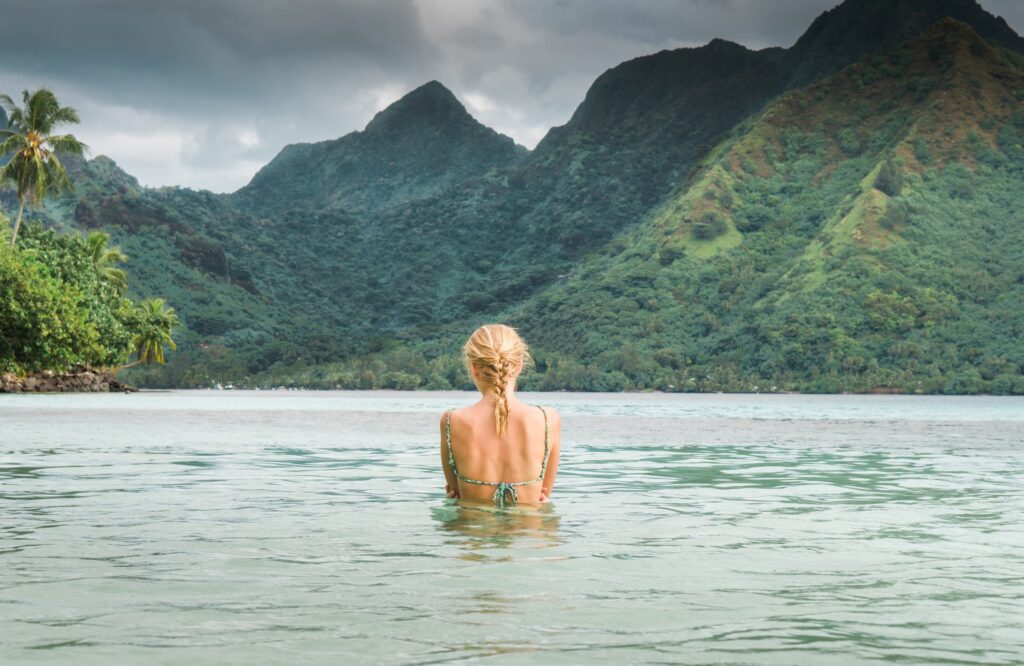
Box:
51, 106, 81, 126
27, 88, 60, 134
103, 267, 129, 294
130, 298, 180, 366
86, 231, 110, 263
42, 152, 73, 194
105, 247, 128, 265
45, 133, 87, 156
0, 94, 22, 129
0, 133, 27, 159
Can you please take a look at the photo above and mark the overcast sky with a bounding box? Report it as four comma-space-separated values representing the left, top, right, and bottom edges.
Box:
2, 0, 1022, 193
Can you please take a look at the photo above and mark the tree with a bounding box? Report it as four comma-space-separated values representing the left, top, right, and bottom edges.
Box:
692, 211, 728, 240
122, 298, 180, 369
873, 158, 903, 197
0, 244, 98, 372
86, 231, 129, 294
0, 88, 87, 248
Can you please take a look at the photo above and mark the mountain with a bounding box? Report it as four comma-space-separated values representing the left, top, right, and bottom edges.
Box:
27, 82, 537, 386
340, 0, 1024, 268
504, 18, 1024, 393
232, 80, 524, 213
511, 39, 789, 257
787, 0, 1024, 87
12, 0, 1024, 393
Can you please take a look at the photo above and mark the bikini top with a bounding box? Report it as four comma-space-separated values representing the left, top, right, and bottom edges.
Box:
445, 404, 550, 508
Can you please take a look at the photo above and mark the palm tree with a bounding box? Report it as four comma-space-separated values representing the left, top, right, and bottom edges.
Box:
0, 88, 87, 248
87, 231, 129, 294
121, 298, 180, 369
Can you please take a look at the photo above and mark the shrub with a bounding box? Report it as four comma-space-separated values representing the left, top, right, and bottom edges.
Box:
837, 128, 861, 154
879, 200, 909, 230
659, 243, 686, 266
692, 211, 728, 240
0, 247, 99, 372
874, 159, 903, 196
863, 290, 919, 333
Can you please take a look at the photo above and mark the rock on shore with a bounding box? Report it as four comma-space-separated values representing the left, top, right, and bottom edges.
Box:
0, 368, 136, 393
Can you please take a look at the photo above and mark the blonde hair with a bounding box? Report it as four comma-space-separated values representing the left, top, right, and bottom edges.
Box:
463, 324, 531, 438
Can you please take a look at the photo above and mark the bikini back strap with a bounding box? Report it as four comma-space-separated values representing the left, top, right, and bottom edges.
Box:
445, 405, 550, 503
537, 405, 551, 481
444, 408, 459, 478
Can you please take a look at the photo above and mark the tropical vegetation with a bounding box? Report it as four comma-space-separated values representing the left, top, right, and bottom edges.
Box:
0, 90, 177, 378
4, 0, 1024, 394
1, 88, 86, 247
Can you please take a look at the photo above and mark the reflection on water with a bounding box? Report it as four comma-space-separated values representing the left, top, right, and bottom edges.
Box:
1, 390, 1023, 665
432, 500, 562, 557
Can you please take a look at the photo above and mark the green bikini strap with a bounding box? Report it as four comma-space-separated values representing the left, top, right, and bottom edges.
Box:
445, 408, 459, 478
447, 405, 549, 492
537, 405, 550, 480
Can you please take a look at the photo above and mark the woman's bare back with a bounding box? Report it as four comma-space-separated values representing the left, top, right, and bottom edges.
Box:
441, 397, 561, 506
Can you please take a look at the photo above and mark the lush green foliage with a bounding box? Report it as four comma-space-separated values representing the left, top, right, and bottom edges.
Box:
10, 5, 1024, 395
129, 298, 180, 367
502, 20, 1024, 395
0, 88, 86, 246
0, 224, 137, 372
86, 231, 129, 294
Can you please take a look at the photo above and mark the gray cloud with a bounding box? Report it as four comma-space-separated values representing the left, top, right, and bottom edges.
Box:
1, 0, 1021, 192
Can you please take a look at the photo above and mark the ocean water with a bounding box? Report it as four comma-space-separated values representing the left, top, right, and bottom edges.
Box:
1, 390, 1022, 665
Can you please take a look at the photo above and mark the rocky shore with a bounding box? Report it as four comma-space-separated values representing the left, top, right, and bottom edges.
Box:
0, 368, 136, 393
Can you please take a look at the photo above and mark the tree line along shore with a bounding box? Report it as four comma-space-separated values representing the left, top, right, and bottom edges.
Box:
1, 88, 177, 391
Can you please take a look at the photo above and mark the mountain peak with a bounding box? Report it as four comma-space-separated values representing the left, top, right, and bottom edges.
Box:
392, 80, 460, 108
788, 0, 1024, 87
705, 37, 750, 52
364, 80, 474, 135
234, 79, 521, 213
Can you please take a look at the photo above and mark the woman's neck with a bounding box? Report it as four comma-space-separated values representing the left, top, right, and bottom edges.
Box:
479, 383, 518, 404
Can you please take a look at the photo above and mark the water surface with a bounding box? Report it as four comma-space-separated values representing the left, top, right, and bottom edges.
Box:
2, 391, 1023, 664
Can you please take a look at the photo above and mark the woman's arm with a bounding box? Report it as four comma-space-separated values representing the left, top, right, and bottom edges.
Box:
540, 408, 561, 502
440, 411, 460, 498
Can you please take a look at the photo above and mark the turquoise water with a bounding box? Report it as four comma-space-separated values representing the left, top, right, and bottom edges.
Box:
2, 390, 1023, 664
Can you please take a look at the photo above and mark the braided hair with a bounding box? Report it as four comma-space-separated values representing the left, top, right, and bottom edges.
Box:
463, 324, 531, 437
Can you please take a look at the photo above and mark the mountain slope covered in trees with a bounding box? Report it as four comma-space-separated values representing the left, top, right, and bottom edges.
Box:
10, 0, 1024, 392
505, 19, 1024, 393
231, 80, 525, 214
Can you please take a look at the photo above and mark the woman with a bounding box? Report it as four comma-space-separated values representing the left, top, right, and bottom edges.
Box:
440, 324, 561, 508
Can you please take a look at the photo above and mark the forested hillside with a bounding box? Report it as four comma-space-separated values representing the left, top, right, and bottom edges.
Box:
510, 19, 1024, 394
10, 0, 1024, 393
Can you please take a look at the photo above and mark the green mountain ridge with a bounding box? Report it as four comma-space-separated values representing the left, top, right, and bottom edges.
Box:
9, 0, 1024, 392
504, 18, 1024, 393
232, 80, 525, 214
787, 0, 1024, 87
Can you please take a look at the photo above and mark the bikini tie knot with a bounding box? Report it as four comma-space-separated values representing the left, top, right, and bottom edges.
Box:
493, 482, 517, 508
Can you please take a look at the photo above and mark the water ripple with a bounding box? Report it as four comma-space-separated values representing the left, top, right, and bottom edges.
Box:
1, 391, 1022, 664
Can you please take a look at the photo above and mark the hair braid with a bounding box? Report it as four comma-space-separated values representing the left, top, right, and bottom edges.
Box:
491, 359, 513, 438
462, 324, 532, 438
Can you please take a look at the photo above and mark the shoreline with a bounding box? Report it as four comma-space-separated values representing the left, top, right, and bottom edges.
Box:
0, 368, 136, 394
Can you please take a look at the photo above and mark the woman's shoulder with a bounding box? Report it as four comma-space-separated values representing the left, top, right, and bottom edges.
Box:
440, 404, 476, 427
439, 406, 458, 426
531, 403, 561, 424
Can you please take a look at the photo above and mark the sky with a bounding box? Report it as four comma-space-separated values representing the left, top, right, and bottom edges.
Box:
2, 0, 1023, 193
